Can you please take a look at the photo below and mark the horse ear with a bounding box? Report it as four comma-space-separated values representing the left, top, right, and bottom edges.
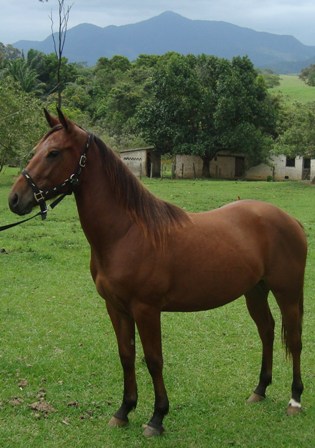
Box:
44, 108, 59, 128
56, 107, 70, 130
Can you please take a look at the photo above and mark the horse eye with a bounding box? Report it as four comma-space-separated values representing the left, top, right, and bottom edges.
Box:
47, 150, 60, 159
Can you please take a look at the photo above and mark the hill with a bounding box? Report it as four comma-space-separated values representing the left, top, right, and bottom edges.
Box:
14, 11, 315, 73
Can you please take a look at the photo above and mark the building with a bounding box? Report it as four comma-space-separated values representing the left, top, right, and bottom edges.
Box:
246, 155, 312, 181
120, 147, 160, 178
175, 153, 314, 181
120, 147, 314, 181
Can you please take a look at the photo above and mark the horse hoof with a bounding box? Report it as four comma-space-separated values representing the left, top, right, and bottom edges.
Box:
142, 424, 164, 437
287, 406, 302, 416
287, 400, 302, 416
108, 416, 128, 428
247, 392, 265, 403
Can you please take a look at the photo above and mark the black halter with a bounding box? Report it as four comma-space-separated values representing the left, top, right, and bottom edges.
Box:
0, 133, 93, 231
22, 133, 93, 219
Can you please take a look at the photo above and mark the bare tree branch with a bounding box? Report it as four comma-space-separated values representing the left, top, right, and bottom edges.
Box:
49, 0, 73, 108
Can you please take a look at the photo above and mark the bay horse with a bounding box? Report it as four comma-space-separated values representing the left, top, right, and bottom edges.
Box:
9, 109, 307, 437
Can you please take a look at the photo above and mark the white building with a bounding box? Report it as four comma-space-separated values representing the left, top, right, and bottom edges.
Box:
120, 147, 313, 181
175, 153, 313, 181
120, 147, 160, 178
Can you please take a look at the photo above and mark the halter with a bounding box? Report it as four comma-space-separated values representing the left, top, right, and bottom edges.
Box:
0, 133, 93, 232
22, 133, 94, 220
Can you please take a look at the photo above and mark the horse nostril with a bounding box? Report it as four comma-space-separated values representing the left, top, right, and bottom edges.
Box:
12, 193, 19, 206
9, 193, 19, 211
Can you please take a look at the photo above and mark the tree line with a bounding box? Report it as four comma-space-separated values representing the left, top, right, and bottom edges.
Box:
0, 42, 314, 175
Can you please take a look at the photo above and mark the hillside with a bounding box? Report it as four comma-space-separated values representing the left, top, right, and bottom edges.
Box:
14, 11, 315, 72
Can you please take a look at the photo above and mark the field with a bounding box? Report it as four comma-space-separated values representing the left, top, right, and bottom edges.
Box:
1, 169, 315, 447
273, 74, 315, 104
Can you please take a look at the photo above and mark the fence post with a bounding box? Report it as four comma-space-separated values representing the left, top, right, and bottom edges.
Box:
171, 163, 175, 179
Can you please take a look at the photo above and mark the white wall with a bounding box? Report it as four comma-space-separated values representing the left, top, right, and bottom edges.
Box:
121, 149, 146, 177
175, 155, 203, 178
176, 153, 312, 181
246, 156, 306, 181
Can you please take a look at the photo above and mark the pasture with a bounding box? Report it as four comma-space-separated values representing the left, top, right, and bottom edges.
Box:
0, 168, 315, 447
273, 74, 315, 104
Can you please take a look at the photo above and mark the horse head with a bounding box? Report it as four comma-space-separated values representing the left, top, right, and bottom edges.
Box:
9, 109, 90, 216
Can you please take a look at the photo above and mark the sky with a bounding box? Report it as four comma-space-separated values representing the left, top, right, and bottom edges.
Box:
1, 0, 315, 47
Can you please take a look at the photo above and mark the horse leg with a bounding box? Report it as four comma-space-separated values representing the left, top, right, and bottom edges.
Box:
245, 282, 275, 402
133, 305, 169, 437
273, 290, 304, 415
106, 303, 138, 427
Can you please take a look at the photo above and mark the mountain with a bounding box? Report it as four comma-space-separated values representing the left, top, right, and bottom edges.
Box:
14, 11, 315, 73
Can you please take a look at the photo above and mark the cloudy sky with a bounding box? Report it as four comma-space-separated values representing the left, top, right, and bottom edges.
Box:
1, 0, 315, 46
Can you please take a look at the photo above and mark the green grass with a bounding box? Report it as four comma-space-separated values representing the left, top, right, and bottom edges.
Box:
1, 169, 315, 447
272, 74, 315, 104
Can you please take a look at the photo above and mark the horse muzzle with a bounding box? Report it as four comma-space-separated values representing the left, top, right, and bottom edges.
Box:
8, 187, 35, 216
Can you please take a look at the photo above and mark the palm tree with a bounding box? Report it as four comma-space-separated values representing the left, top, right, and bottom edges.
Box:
6, 58, 44, 94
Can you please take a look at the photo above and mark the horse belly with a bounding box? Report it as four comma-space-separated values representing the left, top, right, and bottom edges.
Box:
162, 234, 264, 312
163, 268, 257, 312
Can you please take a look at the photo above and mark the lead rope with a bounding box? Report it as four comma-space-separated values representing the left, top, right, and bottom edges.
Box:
0, 194, 68, 232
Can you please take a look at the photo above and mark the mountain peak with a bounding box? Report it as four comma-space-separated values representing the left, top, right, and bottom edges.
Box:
156, 11, 188, 19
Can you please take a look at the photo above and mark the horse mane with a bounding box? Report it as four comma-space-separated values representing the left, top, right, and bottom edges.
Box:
93, 135, 191, 246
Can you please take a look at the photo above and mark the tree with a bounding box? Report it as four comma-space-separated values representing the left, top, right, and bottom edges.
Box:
28, 50, 78, 96
90, 56, 152, 147
258, 69, 281, 88
299, 64, 315, 86
0, 43, 21, 65
275, 102, 315, 157
136, 53, 279, 177
3, 58, 44, 94
0, 78, 46, 170
213, 56, 278, 166
109, 55, 131, 72
136, 52, 215, 173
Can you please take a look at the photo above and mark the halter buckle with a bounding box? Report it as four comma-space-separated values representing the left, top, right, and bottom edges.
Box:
69, 174, 79, 187
79, 154, 87, 168
34, 190, 45, 203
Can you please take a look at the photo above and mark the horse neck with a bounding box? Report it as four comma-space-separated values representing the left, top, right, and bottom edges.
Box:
73, 136, 191, 251
73, 143, 133, 248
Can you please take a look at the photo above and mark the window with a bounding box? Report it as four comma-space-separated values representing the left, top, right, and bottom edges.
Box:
286, 157, 295, 167
303, 158, 311, 169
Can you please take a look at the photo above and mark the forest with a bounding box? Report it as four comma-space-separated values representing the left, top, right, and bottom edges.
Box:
1, 41, 315, 176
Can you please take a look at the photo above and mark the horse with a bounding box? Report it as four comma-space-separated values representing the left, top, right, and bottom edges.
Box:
8, 109, 307, 437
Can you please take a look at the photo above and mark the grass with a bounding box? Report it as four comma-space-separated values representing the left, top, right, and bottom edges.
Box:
272, 74, 315, 104
1, 168, 315, 447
